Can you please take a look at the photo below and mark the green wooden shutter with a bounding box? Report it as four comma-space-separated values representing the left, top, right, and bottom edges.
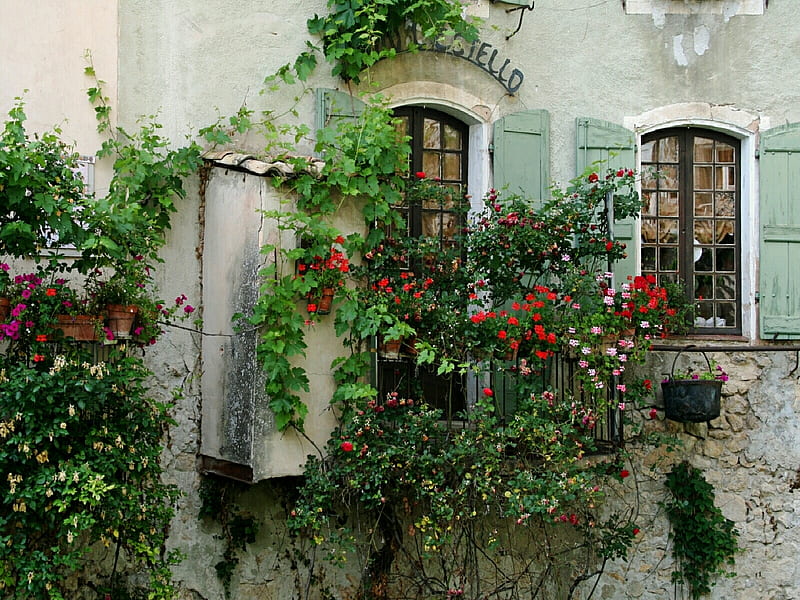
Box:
576, 117, 637, 285
315, 88, 366, 153
493, 109, 550, 204
759, 123, 800, 338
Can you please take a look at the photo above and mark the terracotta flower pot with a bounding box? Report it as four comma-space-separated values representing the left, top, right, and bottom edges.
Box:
53, 315, 100, 342
378, 336, 403, 360
308, 287, 335, 315
0, 297, 9, 322
106, 304, 139, 339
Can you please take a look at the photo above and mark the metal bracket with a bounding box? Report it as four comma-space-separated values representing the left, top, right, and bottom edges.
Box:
490, 0, 535, 40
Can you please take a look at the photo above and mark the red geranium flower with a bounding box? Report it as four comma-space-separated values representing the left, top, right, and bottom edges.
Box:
340, 441, 354, 452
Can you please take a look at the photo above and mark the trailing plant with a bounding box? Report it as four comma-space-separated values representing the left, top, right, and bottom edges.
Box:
0, 349, 181, 599
664, 461, 739, 599
0, 62, 201, 598
199, 477, 260, 599
279, 0, 480, 84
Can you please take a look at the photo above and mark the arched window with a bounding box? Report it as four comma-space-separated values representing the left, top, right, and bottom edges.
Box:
641, 128, 741, 334
376, 107, 470, 420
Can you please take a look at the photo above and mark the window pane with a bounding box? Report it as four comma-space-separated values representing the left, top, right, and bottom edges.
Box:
694, 166, 713, 190
716, 247, 735, 271
718, 302, 736, 327
694, 137, 714, 162
659, 219, 678, 243
694, 247, 713, 271
715, 192, 734, 216
659, 191, 679, 216
444, 124, 462, 150
694, 192, 712, 216
715, 166, 736, 191
441, 212, 459, 241
423, 119, 440, 149
395, 115, 409, 138
716, 142, 735, 163
421, 211, 441, 237
695, 274, 713, 299
717, 275, 736, 299
641, 219, 657, 243
694, 219, 714, 244
641, 247, 656, 271
659, 165, 679, 189
717, 220, 735, 244
641, 168, 659, 190
659, 247, 678, 271
659, 136, 679, 162
423, 152, 441, 178
642, 192, 657, 216
443, 153, 461, 181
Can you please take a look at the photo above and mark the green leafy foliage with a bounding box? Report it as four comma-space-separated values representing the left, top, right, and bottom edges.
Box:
0, 351, 180, 599
0, 60, 200, 599
664, 461, 739, 598
0, 100, 90, 257
304, 0, 480, 83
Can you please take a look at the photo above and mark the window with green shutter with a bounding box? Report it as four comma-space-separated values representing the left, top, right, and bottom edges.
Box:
492, 109, 550, 203
576, 117, 637, 285
759, 123, 800, 339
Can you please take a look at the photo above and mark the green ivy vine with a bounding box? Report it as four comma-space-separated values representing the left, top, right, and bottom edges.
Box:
664, 461, 739, 599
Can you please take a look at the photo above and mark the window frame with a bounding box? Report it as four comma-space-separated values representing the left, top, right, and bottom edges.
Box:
639, 127, 743, 336
375, 107, 471, 420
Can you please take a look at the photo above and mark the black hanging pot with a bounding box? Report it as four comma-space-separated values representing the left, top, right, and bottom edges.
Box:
661, 348, 722, 423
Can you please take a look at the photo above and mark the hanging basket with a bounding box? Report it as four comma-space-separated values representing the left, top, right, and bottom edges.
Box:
661, 348, 722, 423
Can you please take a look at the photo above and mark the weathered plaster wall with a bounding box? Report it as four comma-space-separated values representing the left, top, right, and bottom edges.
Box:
0, 0, 118, 193
108, 0, 800, 598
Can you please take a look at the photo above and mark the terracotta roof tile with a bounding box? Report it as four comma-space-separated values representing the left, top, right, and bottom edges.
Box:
202, 150, 324, 178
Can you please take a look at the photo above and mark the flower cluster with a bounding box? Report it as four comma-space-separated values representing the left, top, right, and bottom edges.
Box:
299, 238, 350, 291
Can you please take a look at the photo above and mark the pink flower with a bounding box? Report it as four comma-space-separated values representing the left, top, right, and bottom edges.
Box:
183, 305, 195, 314
649, 408, 658, 419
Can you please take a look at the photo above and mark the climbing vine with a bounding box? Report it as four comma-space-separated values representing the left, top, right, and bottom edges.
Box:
664, 461, 739, 599
0, 65, 201, 598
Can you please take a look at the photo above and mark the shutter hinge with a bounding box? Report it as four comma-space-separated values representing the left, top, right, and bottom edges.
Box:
755, 148, 760, 159
488, 143, 495, 155
755, 291, 760, 303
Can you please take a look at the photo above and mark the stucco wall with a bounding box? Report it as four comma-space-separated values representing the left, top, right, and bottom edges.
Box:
122, 1, 800, 598
5, 0, 800, 598
0, 0, 118, 194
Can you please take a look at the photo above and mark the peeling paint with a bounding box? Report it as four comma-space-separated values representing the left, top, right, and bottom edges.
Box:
652, 7, 666, 29
673, 34, 688, 67
694, 25, 710, 56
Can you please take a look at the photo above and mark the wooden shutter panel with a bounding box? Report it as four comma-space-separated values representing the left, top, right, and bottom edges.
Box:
576, 117, 637, 285
314, 88, 366, 153
492, 109, 550, 204
759, 123, 800, 338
